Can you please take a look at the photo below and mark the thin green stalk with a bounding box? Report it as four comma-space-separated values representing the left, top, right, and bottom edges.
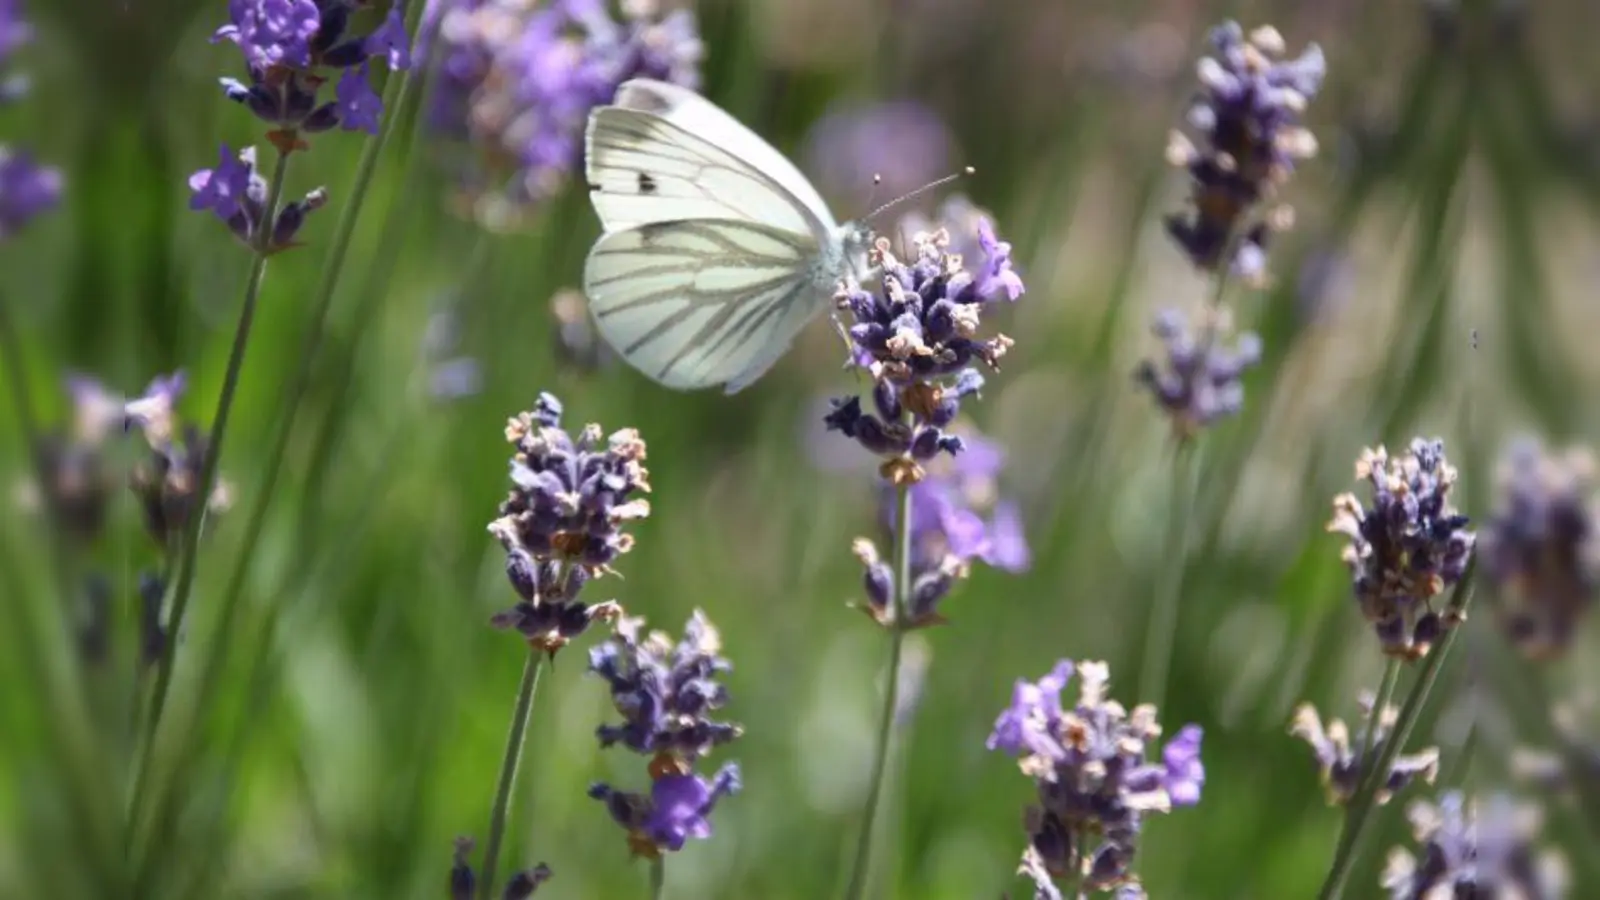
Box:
1138, 445, 1196, 711
129, 145, 293, 837
841, 481, 914, 900
1317, 563, 1477, 900
477, 649, 547, 900
649, 857, 665, 900
1361, 660, 1402, 766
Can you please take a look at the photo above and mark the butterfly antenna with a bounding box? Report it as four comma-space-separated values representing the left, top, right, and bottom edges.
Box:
864, 166, 975, 225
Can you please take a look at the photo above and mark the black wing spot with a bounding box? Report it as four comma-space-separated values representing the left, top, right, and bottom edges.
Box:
637, 172, 658, 194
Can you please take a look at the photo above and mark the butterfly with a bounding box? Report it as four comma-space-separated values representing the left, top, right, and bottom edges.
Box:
581, 79, 873, 394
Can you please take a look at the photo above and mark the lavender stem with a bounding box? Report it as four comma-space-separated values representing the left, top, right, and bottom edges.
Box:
842, 480, 913, 900
1317, 563, 1477, 900
129, 145, 293, 841
478, 648, 546, 900
1138, 444, 1196, 711
649, 857, 665, 900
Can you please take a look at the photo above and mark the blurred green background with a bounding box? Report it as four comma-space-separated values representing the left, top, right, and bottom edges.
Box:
5, 0, 1600, 897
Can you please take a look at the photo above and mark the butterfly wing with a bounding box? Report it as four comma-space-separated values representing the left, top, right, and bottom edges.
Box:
585, 78, 837, 237
582, 218, 832, 392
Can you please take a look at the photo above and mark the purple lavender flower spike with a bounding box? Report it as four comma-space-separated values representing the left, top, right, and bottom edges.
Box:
586, 610, 742, 859
1134, 305, 1262, 438
486, 391, 646, 653
188, 144, 329, 252
1327, 438, 1476, 660
1290, 692, 1440, 806
1165, 21, 1323, 281
448, 837, 552, 900
975, 218, 1024, 301
988, 660, 1203, 896
1480, 437, 1599, 661
1381, 792, 1568, 899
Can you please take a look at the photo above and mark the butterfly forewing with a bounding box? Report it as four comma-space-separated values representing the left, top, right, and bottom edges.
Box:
589, 79, 837, 234
583, 219, 830, 391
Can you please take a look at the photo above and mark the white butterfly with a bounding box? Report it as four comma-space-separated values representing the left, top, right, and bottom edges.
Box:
582, 79, 872, 394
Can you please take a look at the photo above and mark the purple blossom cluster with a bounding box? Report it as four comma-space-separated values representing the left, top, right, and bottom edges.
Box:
852, 427, 1030, 629
1289, 693, 1440, 807
1479, 437, 1599, 660
449, 836, 553, 900
486, 392, 648, 653
0, 0, 60, 241
824, 224, 1021, 487
987, 660, 1204, 898
187, 144, 329, 254
1133, 306, 1262, 438
210, 0, 411, 141
421, 0, 702, 225
1165, 21, 1324, 281
1381, 792, 1569, 899
587, 610, 743, 858
25, 374, 229, 551
1327, 439, 1476, 660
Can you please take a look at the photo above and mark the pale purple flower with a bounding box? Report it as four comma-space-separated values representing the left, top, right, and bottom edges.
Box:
975, 218, 1024, 301
336, 64, 381, 133
1162, 724, 1205, 806
1134, 306, 1262, 437
0, 0, 32, 104
187, 143, 254, 220
989, 660, 1203, 895
1381, 792, 1568, 899
424, 0, 702, 222
586, 610, 742, 858
365, 7, 411, 70
0, 146, 61, 238
187, 144, 329, 252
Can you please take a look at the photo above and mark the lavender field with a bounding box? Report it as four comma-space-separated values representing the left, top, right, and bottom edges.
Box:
3, 1, 1599, 898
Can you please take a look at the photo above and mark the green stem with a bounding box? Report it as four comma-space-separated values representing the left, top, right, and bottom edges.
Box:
129, 145, 293, 838
841, 481, 913, 900
649, 857, 665, 900
1361, 660, 1402, 768
477, 649, 546, 900
1138, 445, 1196, 711
1317, 563, 1477, 900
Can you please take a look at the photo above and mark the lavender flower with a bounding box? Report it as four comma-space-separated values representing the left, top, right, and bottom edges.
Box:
1380, 792, 1568, 899
0, 0, 30, 104
825, 226, 1020, 486
188, 144, 329, 252
0, 147, 60, 239
1133, 306, 1261, 438
486, 392, 646, 652
423, 0, 702, 227
587, 610, 743, 859
1165, 22, 1324, 281
850, 426, 1030, 629
987, 660, 1204, 896
21, 377, 123, 543
211, 0, 412, 144
1290, 693, 1440, 806
0, 1, 60, 241
801, 99, 954, 206
1479, 437, 1599, 660
450, 836, 552, 900
124, 372, 234, 548
1327, 439, 1476, 660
